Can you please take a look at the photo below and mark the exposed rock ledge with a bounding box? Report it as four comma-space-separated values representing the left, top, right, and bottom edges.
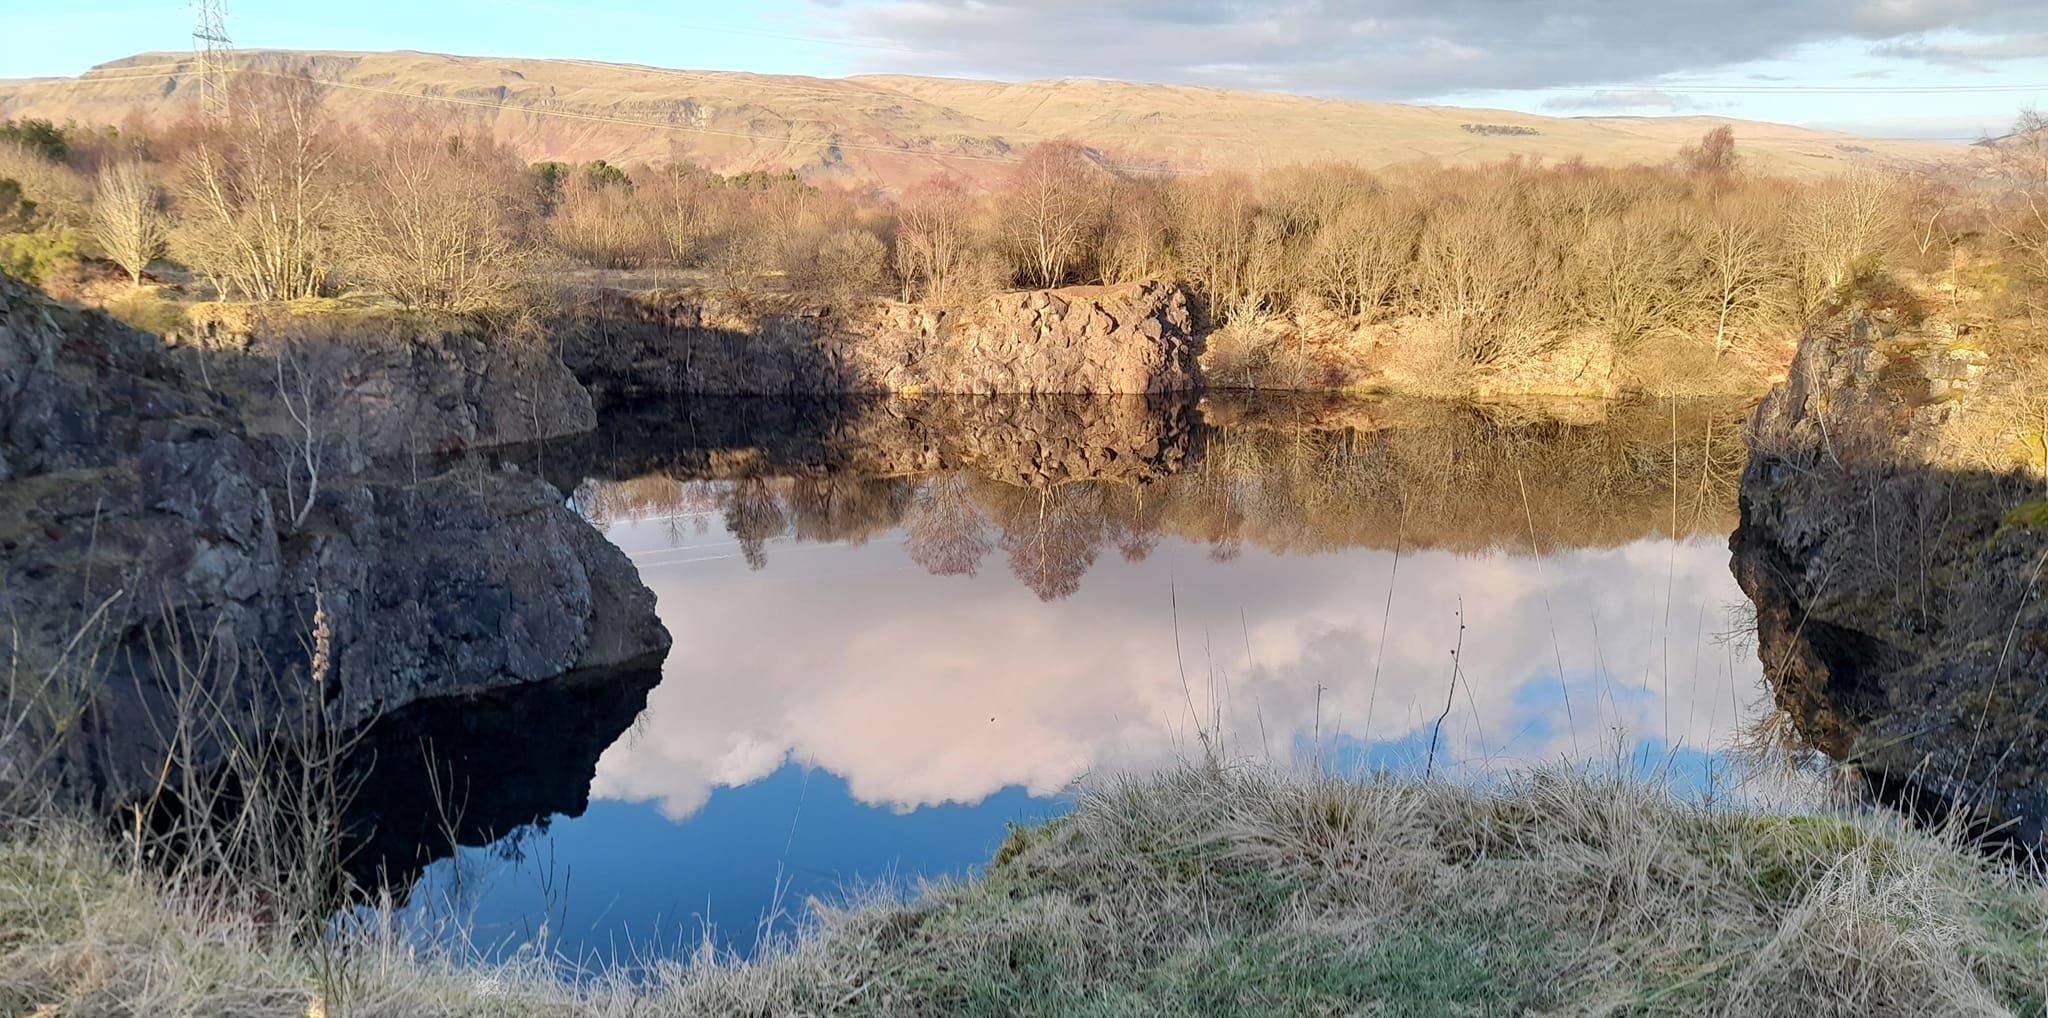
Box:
561, 279, 1200, 398
169, 312, 596, 460
1732, 313, 2046, 855
0, 272, 670, 811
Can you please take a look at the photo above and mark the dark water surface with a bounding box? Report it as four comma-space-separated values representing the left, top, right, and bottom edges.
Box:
383, 394, 1764, 961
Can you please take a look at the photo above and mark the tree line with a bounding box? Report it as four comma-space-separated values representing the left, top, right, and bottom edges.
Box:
2, 64, 2045, 366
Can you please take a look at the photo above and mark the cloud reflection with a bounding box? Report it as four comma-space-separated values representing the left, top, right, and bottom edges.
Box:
591, 517, 1759, 820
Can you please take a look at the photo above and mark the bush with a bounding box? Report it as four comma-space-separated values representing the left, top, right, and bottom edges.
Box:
0, 228, 80, 286
802, 228, 888, 299
0, 119, 67, 163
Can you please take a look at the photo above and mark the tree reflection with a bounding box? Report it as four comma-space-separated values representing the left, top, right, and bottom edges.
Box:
787, 475, 914, 546
721, 476, 786, 570
904, 474, 992, 577
580, 396, 1748, 599
1001, 486, 1106, 602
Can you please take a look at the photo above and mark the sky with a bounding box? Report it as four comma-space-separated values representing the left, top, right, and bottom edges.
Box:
1, 1, 2043, 139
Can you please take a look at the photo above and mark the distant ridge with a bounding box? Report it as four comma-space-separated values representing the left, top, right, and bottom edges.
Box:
0, 50, 1968, 189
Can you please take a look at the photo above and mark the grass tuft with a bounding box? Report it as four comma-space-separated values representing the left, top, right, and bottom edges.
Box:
1, 764, 2043, 1016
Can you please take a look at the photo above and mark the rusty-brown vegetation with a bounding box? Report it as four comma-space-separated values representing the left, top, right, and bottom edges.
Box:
0, 61, 2044, 392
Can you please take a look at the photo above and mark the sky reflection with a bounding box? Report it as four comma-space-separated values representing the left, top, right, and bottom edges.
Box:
592, 506, 1759, 822
405, 397, 1764, 960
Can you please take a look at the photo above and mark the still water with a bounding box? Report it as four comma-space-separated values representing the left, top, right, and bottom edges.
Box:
386, 394, 1763, 962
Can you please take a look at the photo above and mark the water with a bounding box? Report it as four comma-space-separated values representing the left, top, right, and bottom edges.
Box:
384, 394, 1765, 962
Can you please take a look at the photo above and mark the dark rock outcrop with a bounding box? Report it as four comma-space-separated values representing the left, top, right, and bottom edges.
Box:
562, 280, 1201, 399
1733, 314, 2048, 855
0, 272, 669, 812
512, 393, 1200, 492
169, 320, 595, 461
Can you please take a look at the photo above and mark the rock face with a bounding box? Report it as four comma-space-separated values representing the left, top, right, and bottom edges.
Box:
0, 272, 669, 812
171, 319, 595, 461
562, 280, 1201, 399
1732, 313, 2047, 855
518, 394, 1200, 493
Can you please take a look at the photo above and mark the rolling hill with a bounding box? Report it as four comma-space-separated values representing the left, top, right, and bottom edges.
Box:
0, 50, 1968, 189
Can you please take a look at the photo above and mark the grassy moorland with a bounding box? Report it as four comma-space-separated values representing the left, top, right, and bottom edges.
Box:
3, 764, 2043, 1017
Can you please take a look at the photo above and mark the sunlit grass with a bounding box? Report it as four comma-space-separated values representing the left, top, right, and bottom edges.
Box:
3, 762, 2042, 1016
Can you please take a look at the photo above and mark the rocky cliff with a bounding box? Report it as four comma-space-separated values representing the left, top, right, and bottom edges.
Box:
174, 309, 596, 460
562, 280, 1201, 399
1732, 313, 2047, 855
0, 272, 670, 812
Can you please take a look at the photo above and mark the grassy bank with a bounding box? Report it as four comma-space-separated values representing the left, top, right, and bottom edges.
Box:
4, 765, 2044, 1016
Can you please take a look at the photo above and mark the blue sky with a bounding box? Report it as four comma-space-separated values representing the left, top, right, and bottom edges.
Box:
3, 1, 2044, 139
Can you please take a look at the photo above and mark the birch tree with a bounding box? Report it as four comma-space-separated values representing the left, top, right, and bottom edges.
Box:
92, 160, 167, 286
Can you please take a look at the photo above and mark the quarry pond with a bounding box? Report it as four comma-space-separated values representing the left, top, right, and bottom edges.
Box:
370, 393, 1768, 961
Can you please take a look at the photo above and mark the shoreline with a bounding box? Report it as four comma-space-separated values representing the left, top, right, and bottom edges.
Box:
4, 764, 2041, 1015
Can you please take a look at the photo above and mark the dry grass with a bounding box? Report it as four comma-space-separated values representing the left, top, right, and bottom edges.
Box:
0, 54, 1965, 187
2, 763, 2042, 1017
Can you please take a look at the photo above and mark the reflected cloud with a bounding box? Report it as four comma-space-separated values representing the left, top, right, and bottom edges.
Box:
557, 395, 1759, 819
593, 525, 1758, 819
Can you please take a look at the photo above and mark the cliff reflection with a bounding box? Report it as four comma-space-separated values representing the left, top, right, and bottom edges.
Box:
565, 394, 1746, 596
560, 394, 1759, 821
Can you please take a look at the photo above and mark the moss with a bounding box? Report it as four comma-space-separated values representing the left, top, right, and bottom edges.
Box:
103, 293, 193, 337
2003, 500, 2048, 530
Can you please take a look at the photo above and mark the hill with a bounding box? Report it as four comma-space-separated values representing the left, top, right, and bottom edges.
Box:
0, 50, 1966, 189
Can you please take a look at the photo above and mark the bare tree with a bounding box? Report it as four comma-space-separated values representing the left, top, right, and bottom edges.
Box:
547, 170, 652, 270
1310, 192, 1420, 317
647, 163, 718, 268
895, 174, 977, 301
1002, 140, 1105, 288
340, 112, 534, 315
1680, 126, 1740, 177
1412, 191, 1552, 365
1167, 172, 1262, 312
1701, 200, 1782, 356
1789, 172, 1899, 313
92, 160, 168, 286
1992, 108, 2048, 315
176, 64, 341, 301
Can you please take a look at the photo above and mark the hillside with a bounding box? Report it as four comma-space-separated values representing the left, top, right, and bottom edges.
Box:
0, 50, 1966, 189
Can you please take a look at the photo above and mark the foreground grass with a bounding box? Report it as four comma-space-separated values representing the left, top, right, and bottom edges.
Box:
3, 765, 2045, 1017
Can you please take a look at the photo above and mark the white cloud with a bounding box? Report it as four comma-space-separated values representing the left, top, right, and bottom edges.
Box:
815, 0, 2046, 97
1543, 88, 1714, 112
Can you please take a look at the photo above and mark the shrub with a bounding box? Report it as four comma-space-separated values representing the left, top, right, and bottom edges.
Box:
0, 118, 67, 163
0, 228, 80, 286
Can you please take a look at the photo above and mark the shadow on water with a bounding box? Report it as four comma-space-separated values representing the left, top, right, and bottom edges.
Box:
335, 662, 665, 898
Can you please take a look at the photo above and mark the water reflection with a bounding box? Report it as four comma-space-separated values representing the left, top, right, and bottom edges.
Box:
418, 393, 1760, 957
562, 393, 1746, 592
